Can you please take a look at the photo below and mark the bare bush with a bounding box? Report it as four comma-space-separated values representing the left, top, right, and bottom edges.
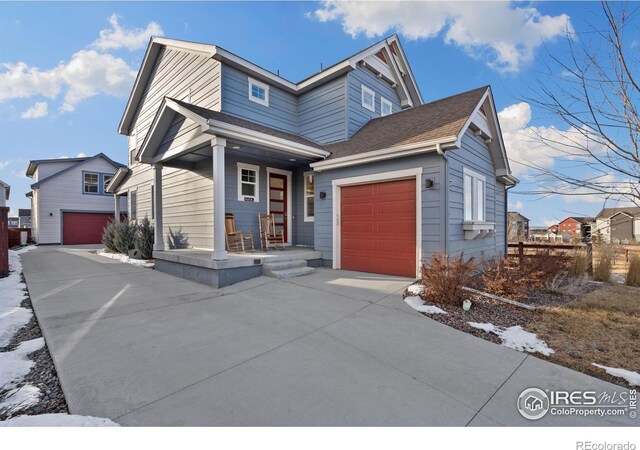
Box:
626, 254, 640, 287
594, 246, 615, 282
544, 273, 591, 296
569, 250, 590, 277
421, 253, 477, 306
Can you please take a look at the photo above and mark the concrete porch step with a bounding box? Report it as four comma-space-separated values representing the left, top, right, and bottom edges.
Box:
262, 260, 314, 279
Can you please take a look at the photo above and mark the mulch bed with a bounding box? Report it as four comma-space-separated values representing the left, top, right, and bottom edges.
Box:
0, 278, 69, 421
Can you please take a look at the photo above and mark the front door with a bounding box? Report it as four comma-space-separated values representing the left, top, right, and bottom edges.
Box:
268, 172, 288, 242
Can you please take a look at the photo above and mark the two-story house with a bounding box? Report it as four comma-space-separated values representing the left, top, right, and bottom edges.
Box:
558, 216, 593, 241
507, 212, 530, 242
26, 154, 127, 244
107, 35, 518, 287
592, 207, 640, 243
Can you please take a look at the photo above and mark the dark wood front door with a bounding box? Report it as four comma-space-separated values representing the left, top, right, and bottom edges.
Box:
269, 173, 288, 242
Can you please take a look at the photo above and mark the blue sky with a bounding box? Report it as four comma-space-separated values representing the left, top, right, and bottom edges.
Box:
0, 1, 636, 225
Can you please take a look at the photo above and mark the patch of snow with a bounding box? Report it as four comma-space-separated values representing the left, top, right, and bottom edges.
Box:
592, 363, 640, 386
404, 296, 447, 314
467, 322, 555, 356
97, 250, 154, 268
0, 247, 35, 347
0, 385, 41, 414
0, 413, 120, 427
406, 283, 425, 296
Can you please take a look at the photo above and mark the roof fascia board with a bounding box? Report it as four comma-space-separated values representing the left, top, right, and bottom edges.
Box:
380, 43, 413, 108
30, 153, 123, 189
387, 36, 423, 105
311, 137, 458, 172
214, 47, 297, 92
105, 167, 129, 193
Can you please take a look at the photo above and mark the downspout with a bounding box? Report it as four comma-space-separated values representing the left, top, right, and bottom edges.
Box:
504, 183, 516, 256
436, 143, 449, 256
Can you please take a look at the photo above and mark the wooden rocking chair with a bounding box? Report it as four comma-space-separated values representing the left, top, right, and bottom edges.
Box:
258, 214, 285, 251
225, 213, 254, 252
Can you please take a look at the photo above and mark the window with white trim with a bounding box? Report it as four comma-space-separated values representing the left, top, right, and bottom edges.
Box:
463, 168, 486, 222
304, 172, 314, 222
381, 97, 393, 117
248, 77, 269, 107
237, 163, 260, 202
103, 174, 113, 194
83, 172, 99, 194
361, 85, 375, 112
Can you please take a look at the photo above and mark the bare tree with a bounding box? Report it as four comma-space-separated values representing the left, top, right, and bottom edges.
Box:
518, 1, 639, 206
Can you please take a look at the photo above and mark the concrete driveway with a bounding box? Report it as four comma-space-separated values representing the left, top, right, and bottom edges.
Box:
21, 246, 636, 426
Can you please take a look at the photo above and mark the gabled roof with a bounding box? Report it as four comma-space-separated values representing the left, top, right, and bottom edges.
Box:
596, 207, 640, 219
560, 216, 594, 224
508, 211, 530, 222
119, 35, 423, 135
324, 86, 488, 160
28, 153, 126, 189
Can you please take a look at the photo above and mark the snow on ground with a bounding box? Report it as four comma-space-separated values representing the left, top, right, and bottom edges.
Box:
0, 338, 44, 414
0, 246, 36, 347
97, 250, 154, 268
592, 363, 640, 386
406, 283, 425, 296
0, 413, 120, 427
467, 322, 555, 356
404, 296, 447, 314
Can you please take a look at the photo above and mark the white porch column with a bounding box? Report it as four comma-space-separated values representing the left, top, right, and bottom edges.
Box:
114, 194, 121, 223
153, 163, 164, 251
211, 136, 227, 260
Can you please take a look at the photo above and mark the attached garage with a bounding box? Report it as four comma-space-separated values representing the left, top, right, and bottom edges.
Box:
339, 177, 417, 278
62, 212, 118, 245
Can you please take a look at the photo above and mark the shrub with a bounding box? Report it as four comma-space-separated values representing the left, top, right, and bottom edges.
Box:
420, 253, 477, 306
101, 220, 118, 252
626, 254, 640, 287
114, 220, 137, 254
593, 246, 614, 282
569, 250, 590, 277
135, 216, 154, 259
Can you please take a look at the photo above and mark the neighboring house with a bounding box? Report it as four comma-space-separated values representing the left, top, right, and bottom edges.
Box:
108, 35, 517, 285
0, 179, 9, 277
7, 217, 19, 228
26, 154, 127, 245
558, 217, 593, 241
530, 226, 560, 242
18, 208, 31, 228
548, 224, 559, 234
592, 207, 640, 243
0, 179, 9, 208
507, 212, 529, 242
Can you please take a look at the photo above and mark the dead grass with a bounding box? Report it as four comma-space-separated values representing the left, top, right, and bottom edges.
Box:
529, 284, 640, 387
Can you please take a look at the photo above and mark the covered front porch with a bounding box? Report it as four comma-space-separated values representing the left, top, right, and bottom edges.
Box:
131, 98, 329, 286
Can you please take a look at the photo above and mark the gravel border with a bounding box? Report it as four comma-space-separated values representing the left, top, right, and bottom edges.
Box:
0, 276, 69, 421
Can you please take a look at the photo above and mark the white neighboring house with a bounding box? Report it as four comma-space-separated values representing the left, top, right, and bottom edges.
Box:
592, 207, 640, 243
0, 179, 9, 207
26, 154, 128, 245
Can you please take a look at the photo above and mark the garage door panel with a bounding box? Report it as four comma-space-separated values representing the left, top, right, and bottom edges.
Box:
341, 178, 416, 278
62, 212, 118, 245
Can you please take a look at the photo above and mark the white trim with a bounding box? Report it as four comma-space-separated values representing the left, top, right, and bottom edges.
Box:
361, 84, 375, 112
266, 167, 293, 245
311, 137, 458, 172
331, 168, 423, 278
303, 171, 315, 223
248, 77, 269, 107
380, 97, 393, 117
237, 162, 260, 202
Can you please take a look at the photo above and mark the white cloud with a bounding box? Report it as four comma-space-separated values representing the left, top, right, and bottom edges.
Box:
20, 101, 48, 119
76, 152, 87, 157
542, 219, 558, 228
312, 1, 572, 73
0, 15, 155, 112
0, 161, 10, 170
509, 199, 524, 210
92, 14, 163, 51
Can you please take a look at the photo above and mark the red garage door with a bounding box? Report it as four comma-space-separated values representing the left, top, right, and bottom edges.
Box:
341, 179, 416, 277
62, 212, 116, 245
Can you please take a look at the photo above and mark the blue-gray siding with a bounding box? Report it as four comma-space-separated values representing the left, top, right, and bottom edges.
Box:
297, 76, 348, 144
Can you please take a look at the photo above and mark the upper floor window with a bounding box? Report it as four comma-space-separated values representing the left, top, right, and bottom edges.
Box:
381, 97, 393, 117
248, 77, 269, 107
83, 172, 99, 194
304, 172, 314, 222
361, 85, 375, 112
463, 168, 486, 222
103, 174, 113, 194
238, 162, 260, 202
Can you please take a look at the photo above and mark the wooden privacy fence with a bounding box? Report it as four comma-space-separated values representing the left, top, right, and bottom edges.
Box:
507, 241, 593, 273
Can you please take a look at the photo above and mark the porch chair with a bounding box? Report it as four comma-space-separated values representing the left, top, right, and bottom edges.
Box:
258, 214, 285, 251
225, 213, 255, 253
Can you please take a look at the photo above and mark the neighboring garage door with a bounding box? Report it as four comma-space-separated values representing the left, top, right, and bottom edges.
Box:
62, 212, 115, 245
341, 178, 416, 277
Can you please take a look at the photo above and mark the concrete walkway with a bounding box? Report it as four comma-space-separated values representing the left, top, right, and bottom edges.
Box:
21, 246, 636, 426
